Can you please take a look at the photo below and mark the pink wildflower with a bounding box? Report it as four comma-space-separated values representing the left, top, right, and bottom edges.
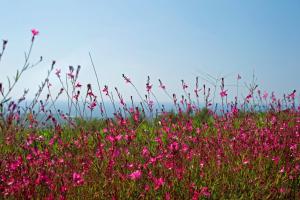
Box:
246, 94, 252, 101
72, 172, 84, 185
88, 100, 97, 111
73, 93, 80, 101
55, 69, 61, 77
102, 85, 109, 95
288, 90, 296, 99
159, 80, 166, 89
31, 29, 39, 36
169, 141, 179, 152
67, 72, 74, 79
263, 91, 268, 99
142, 146, 150, 157
243, 159, 249, 165
220, 89, 228, 97
279, 167, 285, 173
146, 83, 152, 92
279, 187, 286, 194
165, 192, 171, 200
87, 91, 95, 97
200, 186, 211, 197
75, 82, 82, 88
120, 98, 125, 106
154, 177, 165, 190
182, 80, 188, 90
129, 170, 142, 180
160, 84, 165, 89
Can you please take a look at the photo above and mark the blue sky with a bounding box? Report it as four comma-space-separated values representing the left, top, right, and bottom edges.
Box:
1, 0, 300, 102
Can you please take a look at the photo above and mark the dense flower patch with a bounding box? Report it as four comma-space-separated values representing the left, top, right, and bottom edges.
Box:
0, 30, 299, 199
1, 110, 299, 199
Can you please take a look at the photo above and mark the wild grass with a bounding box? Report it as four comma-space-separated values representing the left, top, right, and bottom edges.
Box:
0, 30, 299, 199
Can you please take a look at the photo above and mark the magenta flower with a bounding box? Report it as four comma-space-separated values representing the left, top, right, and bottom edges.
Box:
73, 93, 80, 101
182, 80, 188, 90
154, 177, 165, 190
165, 192, 171, 200
88, 100, 97, 111
169, 141, 179, 152
120, 98, 125, 106
129, 170, 142, 180
87, 91, 95, 97
279, 167, 285, 173
67, 72, 74, 79
243, 159, 249, 165
200, 187, 211, 198
146, 83, 152, 92
75, 82, 82, 88
115, 134, 123, 141
159, 81, 166, 90
142, 146, 150, 157
31, 29, 39, 36
220, 89, 228, 97
55, 69, 61, 77
288, 90, 296, 99
102, 85, 109, 95
72, 172, 84, 185
263, 91, 268, 99
246, 94, 252, 100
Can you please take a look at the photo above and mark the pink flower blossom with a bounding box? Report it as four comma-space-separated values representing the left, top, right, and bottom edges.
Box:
102, 85, 109, 95
72, 172, 84, 185
279, 167, 285, 173
67, 72, 74, 79
182, 80, 188, 90
142, 147, 150, 157
88, 100, 97, 111
55, 69, 61, 77
73, 95, 78, 102
87, 91, 95, 97
75, 82, 82, 88
263, 91, 268, 99
154, 177, 165, 190
31, 29, 39, 36
220, 89, 228, 97
243, 159, 249, 165
279, 187, 286, 194
115, 134, 122, 141
129, 170, 142, 180
159, 79, 166, 89
165, 192, 171, 200
120, 99, 125, 106
288, 90, 296, 99
200, 186, 211, 197
146, 83, 152, 92
246, 94, 252, 101
169, 141, 179, 152
160, 84, 166, 89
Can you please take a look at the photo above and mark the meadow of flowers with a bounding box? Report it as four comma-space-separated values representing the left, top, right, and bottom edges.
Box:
0, 30, 299, 199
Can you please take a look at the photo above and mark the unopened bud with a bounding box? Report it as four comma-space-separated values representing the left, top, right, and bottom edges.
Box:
2, 40, 8, 50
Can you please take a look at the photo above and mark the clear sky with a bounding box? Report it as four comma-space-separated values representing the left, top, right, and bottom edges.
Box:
1, 0, 300, 102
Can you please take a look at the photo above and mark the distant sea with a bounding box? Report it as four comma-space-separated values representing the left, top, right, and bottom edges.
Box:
12, 100, 275, 120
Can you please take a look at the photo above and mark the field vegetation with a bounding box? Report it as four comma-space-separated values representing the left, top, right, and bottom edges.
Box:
0, 30, 299, 199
